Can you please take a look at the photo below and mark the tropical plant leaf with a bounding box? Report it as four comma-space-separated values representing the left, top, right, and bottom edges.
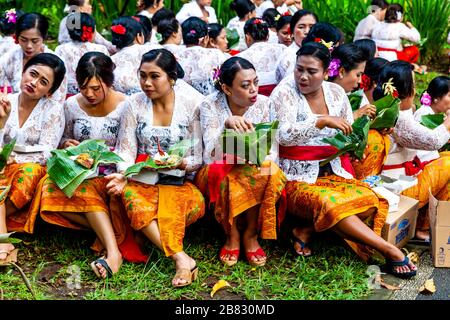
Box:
221, 121, 279, 166
0, 138, 16, 172
370, 95, 400, 129
420, 113, 445, 129
47, 139, 123, 198
348, 90, 364, 112
321, 115, 371, 166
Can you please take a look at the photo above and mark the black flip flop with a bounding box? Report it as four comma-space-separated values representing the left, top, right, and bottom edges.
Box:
91, 257, 113, 278
291, 236, 312, 258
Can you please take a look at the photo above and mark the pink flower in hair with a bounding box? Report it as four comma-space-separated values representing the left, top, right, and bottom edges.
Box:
328, 58, 341, 78
420, 92, 432, 106
5, 8, 17, 24
189, 29, 196, 35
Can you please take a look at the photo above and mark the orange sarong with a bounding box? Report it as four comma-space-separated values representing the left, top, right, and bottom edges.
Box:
286, 175, 389, 261
39, 176, 146, 261
194, 161, 286, 240
122, 181, 205, 257
402, 151, 450, 230
352, 130, 391, 180
0, 163, 46, 233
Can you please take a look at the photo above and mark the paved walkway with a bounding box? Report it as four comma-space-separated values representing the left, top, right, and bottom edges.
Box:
366, 243, 450, 300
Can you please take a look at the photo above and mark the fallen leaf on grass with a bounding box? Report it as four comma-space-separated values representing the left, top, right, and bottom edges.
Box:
407, 252, 420, 265
419, 279, 436, 294
210, 279, 231, 298
379, 277, 401, 291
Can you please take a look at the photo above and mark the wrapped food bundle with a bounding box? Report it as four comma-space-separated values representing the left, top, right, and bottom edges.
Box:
370, 94, 400, 129
420, 113, 449, 151
348, 89, 365, 112
220, 121, 279, 167
47, 139, 123, 198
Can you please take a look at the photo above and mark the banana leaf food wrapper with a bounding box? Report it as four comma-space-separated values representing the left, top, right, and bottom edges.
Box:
124, 139, 197, 177
348, 90, 364, 112
420, 113, 449, 151
220, 121, 279, 167
47, 139, 123, 198
0, 138, 16, 172
370, 94, 400, 129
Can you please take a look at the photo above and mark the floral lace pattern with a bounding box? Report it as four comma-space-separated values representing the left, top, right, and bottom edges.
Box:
199, 91, 270, 164
55, 41, 109, 95
61, 95, 126, 148
0, 46, 68, 105
269, 75, 354, 183
0, 36, 18, 57
177, 46, 227, 96
0, 93, 64, 165
353, 14, 380, 41
237, 42, 286, 85
275, 42, 300, 83
115, 81, 204, 173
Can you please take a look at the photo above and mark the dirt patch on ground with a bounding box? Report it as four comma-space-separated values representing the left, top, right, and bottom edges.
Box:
195, 275, 246, 300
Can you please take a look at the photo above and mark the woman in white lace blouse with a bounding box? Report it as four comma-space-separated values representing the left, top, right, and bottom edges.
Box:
372, 4, 421, 63
376, 66, 450, 242
0, 53, 66, 263
177, 17, 227, 95
157, 17, 185, 59
353, 0, 388, 41
110, 17, 147, 96
275, 10, 318, 82
55, 13, 109, 97
270, 42, 418, 279
226, 0, 256, 52
195, 57, 286, 268
237, 18, 285, 96
176, 0, 218, 24
0, 9, 21, 58
58, 0, 116, 55
38, 52, 132, 279
0, 13, 67, 105
109, 49, 206, 288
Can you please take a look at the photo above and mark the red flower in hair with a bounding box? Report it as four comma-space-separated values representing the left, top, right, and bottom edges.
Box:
80, 26, 93, 42
360, 74, 372, 91
392, 90, 399, 99
132, 16, 140, 23
282, 11, 291, 16
253, 18, 263, 25
314, 38, 321, 43
287, 26, 291, 35
111, 24, 126, 35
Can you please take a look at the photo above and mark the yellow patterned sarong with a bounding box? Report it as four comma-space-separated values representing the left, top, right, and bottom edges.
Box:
0, 163, 46, 233
194, 161, 286, 240
121, 181, 205, 257
286, 175, 389, 261
352, 130, 391, 180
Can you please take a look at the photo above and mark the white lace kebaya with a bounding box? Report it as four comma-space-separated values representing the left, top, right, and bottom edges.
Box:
115, 80, 204, 173
275, 42, 300, 83
269, 75, 354, 183
0, 93, 65, 165
199, 91, 270, 164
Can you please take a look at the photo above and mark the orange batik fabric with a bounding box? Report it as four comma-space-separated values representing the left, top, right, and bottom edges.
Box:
286, 175, 389, 261
122, 181, 205, 257
402, 151, 450, 230
352, 130, 391, 180
0, 163, 46, 232
194, 161, 286, 240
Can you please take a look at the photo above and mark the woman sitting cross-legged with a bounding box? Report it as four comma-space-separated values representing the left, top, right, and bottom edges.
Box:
38, 52, 130, 279
109, 49, 206, 287
194, 57, 286, 267
0, 53, 66, 263
269, 42, 417, 279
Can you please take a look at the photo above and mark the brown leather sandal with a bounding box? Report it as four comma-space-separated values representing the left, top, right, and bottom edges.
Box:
172, 266, 198, 288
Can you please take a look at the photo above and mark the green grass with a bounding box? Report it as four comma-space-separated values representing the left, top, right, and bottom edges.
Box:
0, 217, 372, 300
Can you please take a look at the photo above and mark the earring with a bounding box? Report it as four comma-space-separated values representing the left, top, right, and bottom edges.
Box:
170, 79, 175, 87
324, 74, 329, 81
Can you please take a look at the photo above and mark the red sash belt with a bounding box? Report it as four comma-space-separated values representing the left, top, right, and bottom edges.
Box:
258, 84, 277, 97
279, 145, 355, 177
383, 156, 431, 176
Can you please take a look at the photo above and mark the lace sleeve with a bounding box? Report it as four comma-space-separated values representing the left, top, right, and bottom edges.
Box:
184, 107, 203, 172
60, 101, 75, 147
115, 101, 138, 173
270, 86, 321, 146
399, 24, 421, 43
13, 102, 65, 165
200, 98, 225, 163
341, 94, 354, 124
393, 111, 450, 150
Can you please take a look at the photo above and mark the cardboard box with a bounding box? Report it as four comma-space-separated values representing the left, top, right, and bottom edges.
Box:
428, 192, 450, 268
381, 195, 419, 248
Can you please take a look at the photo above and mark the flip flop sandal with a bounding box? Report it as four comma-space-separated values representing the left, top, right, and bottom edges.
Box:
291, 236, 312, 257
245, 247, 267, 267
219, 247, 240, 266
383, 256, 417, 279
172, 266, 198, 288
90, 257, 113, 278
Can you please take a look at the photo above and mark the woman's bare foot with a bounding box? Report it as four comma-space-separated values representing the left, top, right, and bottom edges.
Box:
242, 231, 266, 265
385, 245, 417, 275
0, 243, 14, 261
172, 251, 197, 287
220, 222, 241, 265
292, 226, 313, 256
94, 252, 122, 279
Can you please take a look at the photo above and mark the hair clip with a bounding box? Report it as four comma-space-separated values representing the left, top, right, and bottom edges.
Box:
328, 58, 341, 78
111, 24, 126, 35
420, 92, 432, 106
5, 8, 17, 24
